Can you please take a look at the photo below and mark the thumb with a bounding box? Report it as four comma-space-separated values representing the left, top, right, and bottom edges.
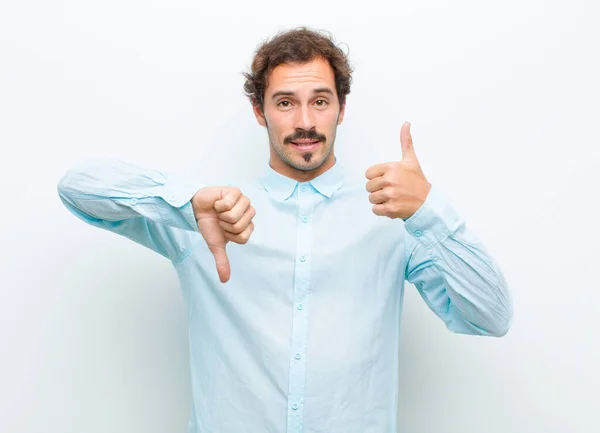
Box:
400, 122, 417, 162
208, 244, 231, 283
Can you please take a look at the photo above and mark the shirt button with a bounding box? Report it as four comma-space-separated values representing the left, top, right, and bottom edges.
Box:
295, 353, 302, 360
300, 185, 307, 192
302, 216, 309, 223
297, 304, 304, 310
300, 256, 307, 262
130, 198, 138, 206
292, 403, 299, 410
414, 230, 423, 237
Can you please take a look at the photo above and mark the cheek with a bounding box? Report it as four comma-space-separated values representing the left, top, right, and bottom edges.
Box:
268, 116, 290, 136
325, 110, 340, 124
320, 114, 339, 135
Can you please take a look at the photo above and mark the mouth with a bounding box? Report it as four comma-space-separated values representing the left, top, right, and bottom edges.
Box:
290, 140, 321, 151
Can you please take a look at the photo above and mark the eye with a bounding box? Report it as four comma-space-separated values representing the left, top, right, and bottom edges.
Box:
315, 99, 328, 107
278, 100, 291, 108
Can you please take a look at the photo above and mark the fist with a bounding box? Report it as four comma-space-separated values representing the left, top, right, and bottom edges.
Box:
192, 186, 256, 283
365, 122, 431, 220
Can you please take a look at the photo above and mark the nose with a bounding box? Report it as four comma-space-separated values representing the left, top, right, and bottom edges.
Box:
294, 104, 315, 131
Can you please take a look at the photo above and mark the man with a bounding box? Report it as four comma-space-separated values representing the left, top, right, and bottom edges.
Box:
58, 27, 513, 433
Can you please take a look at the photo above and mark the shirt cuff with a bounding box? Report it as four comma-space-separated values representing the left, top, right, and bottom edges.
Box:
403, 184, 463, 249
158, 172, 203, 233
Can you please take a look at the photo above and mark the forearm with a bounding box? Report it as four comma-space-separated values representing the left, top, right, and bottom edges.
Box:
57, 157, 200, 232
57, 157, 203, 261
404, 185, 514, 337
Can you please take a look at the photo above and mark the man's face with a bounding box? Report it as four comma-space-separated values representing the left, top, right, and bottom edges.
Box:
253, 57, 345, 181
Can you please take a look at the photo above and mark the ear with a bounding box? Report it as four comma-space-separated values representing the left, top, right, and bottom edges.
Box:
337, 102, 346, 125
252, 102, 267, 127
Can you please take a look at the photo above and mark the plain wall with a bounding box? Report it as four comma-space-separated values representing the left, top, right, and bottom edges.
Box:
1, 0, 598, 432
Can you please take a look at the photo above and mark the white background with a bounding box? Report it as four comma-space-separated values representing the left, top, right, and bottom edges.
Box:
1, 1, 599, 432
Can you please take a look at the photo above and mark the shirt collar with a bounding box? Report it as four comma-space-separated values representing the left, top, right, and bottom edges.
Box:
259, 158, 345, 201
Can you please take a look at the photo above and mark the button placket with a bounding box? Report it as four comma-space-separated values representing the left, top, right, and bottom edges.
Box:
285, 182, 314, 432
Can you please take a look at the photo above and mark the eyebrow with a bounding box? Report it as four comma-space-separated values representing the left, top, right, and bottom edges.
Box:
271, 87, 334, 100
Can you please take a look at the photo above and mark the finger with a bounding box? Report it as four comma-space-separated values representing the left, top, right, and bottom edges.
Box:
365, 176, 389, 193
214, 188, 242, 213
368, 190, 389, 205
219, 205, 256, 234
224, 221, 254, 245
208, 244, 230, 283
372, 203, 388, 217
400, 122, 417, 162
365, 163, 388, 180
219, 195, 250, 224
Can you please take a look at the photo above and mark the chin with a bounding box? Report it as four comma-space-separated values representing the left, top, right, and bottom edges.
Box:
291, 154, 328, 171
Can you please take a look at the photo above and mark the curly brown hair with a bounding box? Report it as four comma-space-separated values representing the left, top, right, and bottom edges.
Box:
242, 27, 353, 112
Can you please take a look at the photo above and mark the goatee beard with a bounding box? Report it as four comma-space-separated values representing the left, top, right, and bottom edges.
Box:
302, 153, 313, 163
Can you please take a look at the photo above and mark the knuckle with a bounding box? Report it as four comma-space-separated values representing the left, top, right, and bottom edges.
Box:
220, 211, 235, 224
243, 196, 251, 209
218, 219, 228, 229
240, 231, 252, 244
221, 199, 234, 211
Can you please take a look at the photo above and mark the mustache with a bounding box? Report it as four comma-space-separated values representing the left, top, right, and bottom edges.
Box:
284, 130, 326, 144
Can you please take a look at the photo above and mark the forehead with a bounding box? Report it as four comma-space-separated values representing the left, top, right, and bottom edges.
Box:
266, 58, 336, 95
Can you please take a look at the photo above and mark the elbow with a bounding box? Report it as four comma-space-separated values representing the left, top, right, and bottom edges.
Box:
57, 163, 81, 198
489, 319, 511, 337
448, 300, 514, 337
491, 308, 514, 337
57, 174, 71, 201
450, 314, 512, 337
56, 158, 98, 198
484, 299, 514, 337
445, 279, 514, 337
493, 286, 514, 337
480, 278, 515, 337
57, 174, 70, 198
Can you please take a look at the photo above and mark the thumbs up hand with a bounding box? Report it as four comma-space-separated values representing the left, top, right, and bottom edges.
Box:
192, 186, 255, 283
365, 122, 432, 220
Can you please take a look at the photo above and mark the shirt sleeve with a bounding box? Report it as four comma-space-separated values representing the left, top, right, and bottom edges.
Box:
57, 157, 203, 262
403, 184, 514, 337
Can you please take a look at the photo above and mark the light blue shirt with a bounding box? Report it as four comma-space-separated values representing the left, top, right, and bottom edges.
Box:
57, 157, 513, 433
